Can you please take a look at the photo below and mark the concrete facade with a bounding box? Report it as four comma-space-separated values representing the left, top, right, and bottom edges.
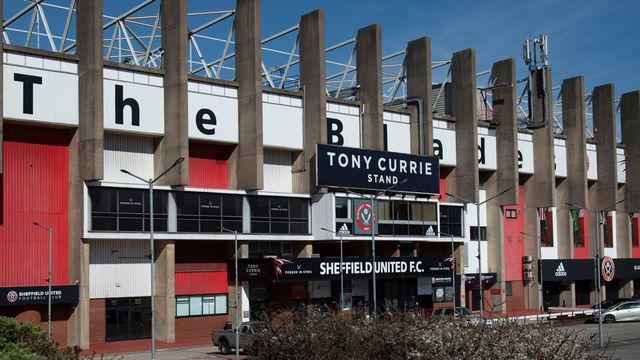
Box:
621, 91, 640, 212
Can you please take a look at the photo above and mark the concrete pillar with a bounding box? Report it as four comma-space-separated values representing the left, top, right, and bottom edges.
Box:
155, 240, 175, 343
529, 68, 555, 208
229, 242, 249, 329
447, 49, 478, 203
523, 178, 542, 311
67, 126, 86, 347
77, 0, 104, 181
356, 24, 384, 150
406, 37, 433, 156
293, 9, 327, 193
77, 241, 90, 348
455, 244, 466, 308
620, 91, 640, 212
563, 77, 588, 208
232, 0, 263, 190
157, 0, 189, 185
593, 84, 618, 211
559, 78, 587, 306
295, 242, 314, 258
616, 184, 631, 259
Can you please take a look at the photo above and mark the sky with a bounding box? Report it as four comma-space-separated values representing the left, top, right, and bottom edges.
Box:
258, 0, 640, 97
3, 0, 639, 97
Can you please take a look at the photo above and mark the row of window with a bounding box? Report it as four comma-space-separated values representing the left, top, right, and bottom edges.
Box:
90, 187, 310, 235
176, 294, 228, 317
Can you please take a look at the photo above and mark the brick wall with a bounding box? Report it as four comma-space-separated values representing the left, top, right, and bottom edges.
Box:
89, 299, 106, 344
175, 314, 228, 339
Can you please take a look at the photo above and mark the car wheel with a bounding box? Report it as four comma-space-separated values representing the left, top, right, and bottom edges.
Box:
604, 315, 615, 324
219, 339, 231, 355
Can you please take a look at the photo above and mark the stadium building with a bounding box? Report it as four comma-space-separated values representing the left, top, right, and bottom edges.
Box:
1, 0, 640, 349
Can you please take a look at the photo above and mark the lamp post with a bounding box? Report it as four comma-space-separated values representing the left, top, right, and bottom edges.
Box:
220, 227, 240, 360
33, 222, 53, 337
445, 187, 511, 318
566, 198, 624, 349
121, 157, 184, 360
321, 227, 344, 310
520, 231, 543, 313
345, 178, 408, 315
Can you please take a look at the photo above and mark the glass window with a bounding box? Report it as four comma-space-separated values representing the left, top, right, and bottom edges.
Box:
215, 295, 228, 314
249, 197, 309, 234
604, 213, 614, 248
470, 227, 487, 241
440, 205, 463, 237
632, 214, 639, 248
90, 187, 168, 232
393, 201, 409, 221
506, 209, 517, 219
377, 200, 392, 221
410, 203, 422, 221
506, 281, 512, 297
189, 296, 203, 316
202, 296, 216, 315
335, 197, 350, 219
422, 203, 437, 222
176, 294, 228, 317
176, 297, 190, 317
539, 208, 554, 247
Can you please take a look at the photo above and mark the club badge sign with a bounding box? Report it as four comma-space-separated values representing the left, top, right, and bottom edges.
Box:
601, 256, 615, 282
353, 199, 377, 235
316, 144, 440, 194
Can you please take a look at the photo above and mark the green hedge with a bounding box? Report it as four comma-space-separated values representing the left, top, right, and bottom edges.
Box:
0, 316, 81, 360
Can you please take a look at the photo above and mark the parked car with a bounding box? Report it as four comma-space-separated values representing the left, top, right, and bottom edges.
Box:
593, 301, 640, 323
212, 321, 267, 355
591, 297, 636, 310
432, 307, 492, 324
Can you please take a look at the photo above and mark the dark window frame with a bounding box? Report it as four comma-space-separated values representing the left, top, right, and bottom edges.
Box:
175, 293, 228, 318
90, 187, 168, 232
249, 196, 310, 235
175, 192, 243, 233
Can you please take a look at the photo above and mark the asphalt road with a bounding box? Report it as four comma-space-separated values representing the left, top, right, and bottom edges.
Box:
114, 346, 246, 360
562, 321, 640, 359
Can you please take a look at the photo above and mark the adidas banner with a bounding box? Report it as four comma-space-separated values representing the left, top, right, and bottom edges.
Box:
540, 259, 594, 281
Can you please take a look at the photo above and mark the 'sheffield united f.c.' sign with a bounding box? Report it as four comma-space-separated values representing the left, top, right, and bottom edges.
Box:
315, 144, 440, 194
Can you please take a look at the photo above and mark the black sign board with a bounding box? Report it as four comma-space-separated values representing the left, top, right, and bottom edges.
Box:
316, 144, 440, 194
0, 285, 79, 307
234, 257, 452, 282
464, 273, 498, 285
541, 258, 640, 282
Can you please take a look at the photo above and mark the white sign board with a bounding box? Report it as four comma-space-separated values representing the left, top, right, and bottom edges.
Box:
383, 111, 411, 154
554, 138, 567, 178
517, 133, 534, 174
263, 93, 303, 150
187, 81, 238, 143
326, 102, 361, 148
3, 52, 78, 126
103, 68, 164, 136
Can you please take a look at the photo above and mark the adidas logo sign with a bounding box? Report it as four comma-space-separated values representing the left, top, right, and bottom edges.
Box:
338, 223, 350, 235
425, 226, 436, 237
555, 262, 567, 277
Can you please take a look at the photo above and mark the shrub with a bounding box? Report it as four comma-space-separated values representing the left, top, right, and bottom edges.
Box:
247, 309, 611, 360
0, 316, 82, 360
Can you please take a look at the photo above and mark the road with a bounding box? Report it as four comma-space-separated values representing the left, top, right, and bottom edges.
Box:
115, 346, 246, 360
563, 321, 640, 359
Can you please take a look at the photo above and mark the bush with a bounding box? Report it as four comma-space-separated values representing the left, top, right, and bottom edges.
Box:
247, 309, 611, 360
0, 316, 82, 360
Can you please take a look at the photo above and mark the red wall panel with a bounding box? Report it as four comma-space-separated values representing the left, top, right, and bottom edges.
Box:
574, 213, 590, 259
175, 270, 229, 295
1, 124, 71, 286
188, 142, 230, 189
503, 185, 525, 281
632, 216, 640, 259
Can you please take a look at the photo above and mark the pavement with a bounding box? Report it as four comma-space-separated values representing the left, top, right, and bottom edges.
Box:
562, 321, 640, 359
112, 346, 246, 360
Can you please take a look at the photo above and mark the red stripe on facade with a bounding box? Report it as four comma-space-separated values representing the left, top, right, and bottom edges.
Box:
175, 270, 229, 295
573, 213, 590, 259
0, 124, 70, 286
632, 216, 640, 258
504, 185, 525, 281
188, 142, 230, 189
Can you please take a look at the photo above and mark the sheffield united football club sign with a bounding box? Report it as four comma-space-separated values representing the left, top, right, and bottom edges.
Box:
0, 285, 79, 307
316, 144, 440, 194
601, 256, 615, 282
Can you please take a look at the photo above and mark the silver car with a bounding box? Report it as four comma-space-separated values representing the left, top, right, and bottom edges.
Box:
596, 301, 640, 323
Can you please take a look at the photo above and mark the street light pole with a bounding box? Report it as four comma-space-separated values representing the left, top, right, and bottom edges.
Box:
121, 157, 184, 360
220, 227, 240, 360
346, 179, 407, 316
446, 187, 511, 318
520, 231, 544, 313
34, 222, 53, 337
321, 228, 344, 310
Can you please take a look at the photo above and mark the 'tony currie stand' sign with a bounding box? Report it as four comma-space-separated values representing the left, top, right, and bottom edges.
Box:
316, 144, 440, 194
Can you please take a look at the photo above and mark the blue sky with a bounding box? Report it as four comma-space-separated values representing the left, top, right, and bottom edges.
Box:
258, 0, 640, 97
